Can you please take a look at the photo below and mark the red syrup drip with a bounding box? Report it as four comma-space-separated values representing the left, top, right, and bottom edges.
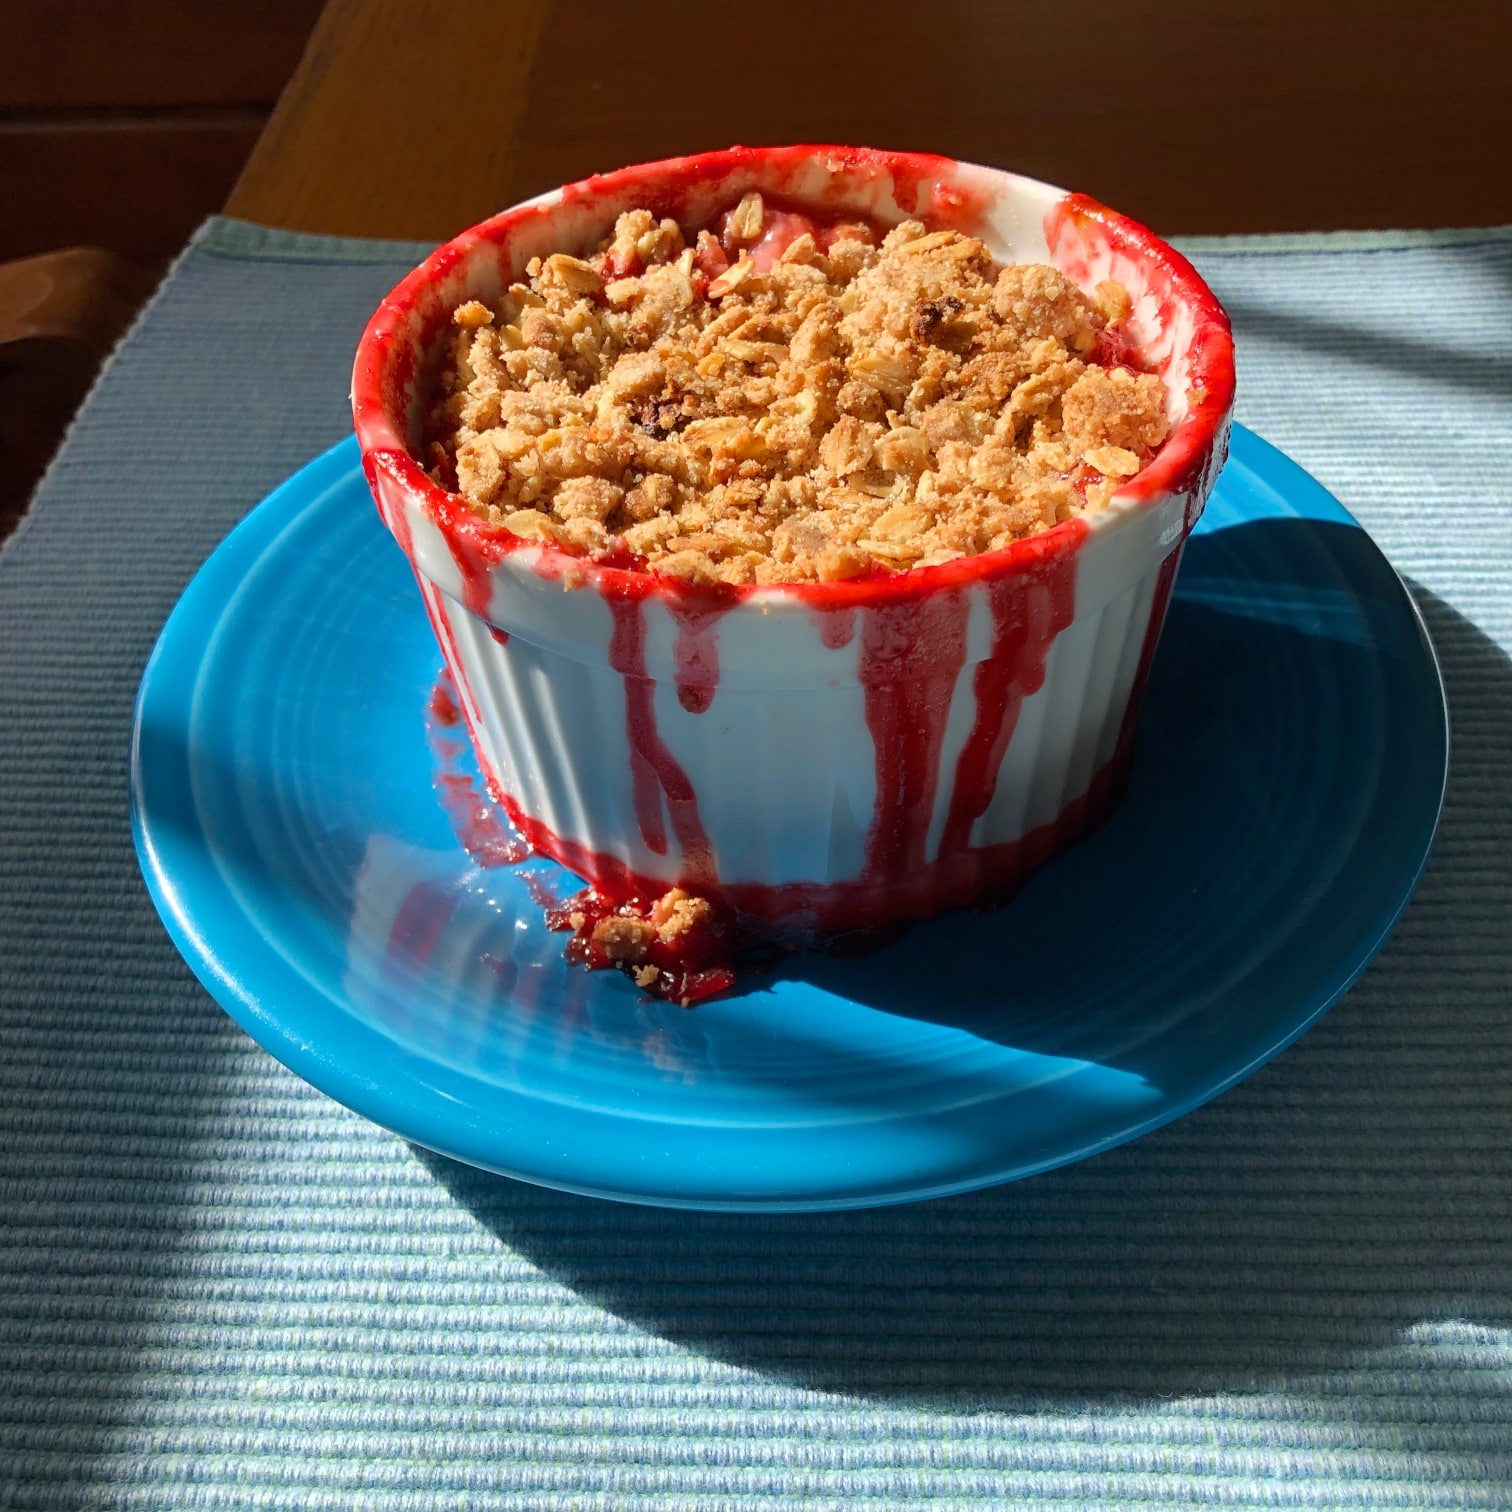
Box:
469, 517, 1097, 945
667, 599, 727, 715
1112, 541, 1184, 770
606, 595, 715, 883
857, 592, 971, 879
814, 606, 857, 650
446, 527, 501, 627
425, 668, 738, 1003
938, 543, 1081, 857
494, 749, 1128, 943
444, 516, 1097, 947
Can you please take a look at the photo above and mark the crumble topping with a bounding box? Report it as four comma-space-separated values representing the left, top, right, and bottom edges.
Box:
423, 192, 1171, 586
550, 885, 735, 1006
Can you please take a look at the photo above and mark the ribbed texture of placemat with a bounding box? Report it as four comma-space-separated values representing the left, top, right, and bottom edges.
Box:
2, 217, 1509, 1510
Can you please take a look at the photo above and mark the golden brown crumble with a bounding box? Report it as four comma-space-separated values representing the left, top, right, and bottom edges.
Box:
584, 886, 718, 968
423, 194, 1171, 586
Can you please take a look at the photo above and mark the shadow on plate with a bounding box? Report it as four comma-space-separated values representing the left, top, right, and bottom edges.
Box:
417, 570, 1510, 1410
766, 515, 1444, 1091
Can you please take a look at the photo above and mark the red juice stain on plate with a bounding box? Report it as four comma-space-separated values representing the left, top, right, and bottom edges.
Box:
424, 671, 734, 1002
425, 671, 529, 867
428, 681, 461, 728
385, 877, 459, 980
521, 870, 562, 911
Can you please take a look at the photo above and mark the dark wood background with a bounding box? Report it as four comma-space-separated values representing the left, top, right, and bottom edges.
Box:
3, 0, 1511, 531
0, 0, 323, 267
5, 0, 1510, 271
228, 0, 1512, 242
0, 0, 323, 529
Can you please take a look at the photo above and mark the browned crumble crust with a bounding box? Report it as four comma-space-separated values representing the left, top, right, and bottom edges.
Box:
579, 887, 716, 968
423, 194, 1171, 586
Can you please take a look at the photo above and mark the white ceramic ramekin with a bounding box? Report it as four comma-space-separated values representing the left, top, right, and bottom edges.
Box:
352, 146, 1235, 939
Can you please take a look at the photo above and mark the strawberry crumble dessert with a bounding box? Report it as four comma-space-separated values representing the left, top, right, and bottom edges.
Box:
356, 150, 1236, 1011
422, 191, 1170, 591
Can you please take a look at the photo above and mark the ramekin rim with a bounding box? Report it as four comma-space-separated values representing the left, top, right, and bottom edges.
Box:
351, 144, 1235, 611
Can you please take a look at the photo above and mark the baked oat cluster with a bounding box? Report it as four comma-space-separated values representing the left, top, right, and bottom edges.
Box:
547, 883, 735, 1005
575, 888, 717, 983
423, 193, 1172, 586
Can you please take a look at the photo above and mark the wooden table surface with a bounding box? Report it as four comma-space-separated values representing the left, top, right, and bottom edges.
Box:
227, 0, 1512, 242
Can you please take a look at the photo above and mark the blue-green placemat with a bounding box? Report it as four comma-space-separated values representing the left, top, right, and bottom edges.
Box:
2, 216, 1510, 1510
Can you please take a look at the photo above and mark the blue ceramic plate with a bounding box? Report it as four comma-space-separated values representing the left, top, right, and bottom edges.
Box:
130, 426, 1447, 1210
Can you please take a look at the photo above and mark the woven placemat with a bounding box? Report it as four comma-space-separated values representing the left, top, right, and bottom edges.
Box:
2, 217, 1509, 1510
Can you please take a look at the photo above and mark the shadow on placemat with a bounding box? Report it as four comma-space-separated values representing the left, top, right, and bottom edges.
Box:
421, 586, 1512, 1409
1221, 236, 1512, 405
